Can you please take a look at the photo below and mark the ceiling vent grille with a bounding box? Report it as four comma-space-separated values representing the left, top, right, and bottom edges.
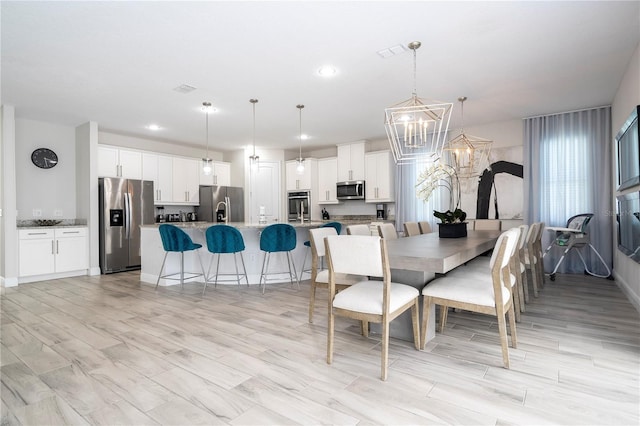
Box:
173, 84, 197, 94
377, 44, 408, 59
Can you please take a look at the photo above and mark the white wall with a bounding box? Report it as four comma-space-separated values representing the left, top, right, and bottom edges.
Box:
15, 118, 77, 221
612, 42, 640, 310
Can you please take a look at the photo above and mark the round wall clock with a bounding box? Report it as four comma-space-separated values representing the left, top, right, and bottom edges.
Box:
31, 148, 58, 169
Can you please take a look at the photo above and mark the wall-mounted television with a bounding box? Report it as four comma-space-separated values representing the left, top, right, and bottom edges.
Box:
617, 191, 640, 264
616, 105, 639, 191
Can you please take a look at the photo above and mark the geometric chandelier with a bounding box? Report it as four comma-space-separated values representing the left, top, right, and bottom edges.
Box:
442, 96, 492, 180
384, 41, 453, 165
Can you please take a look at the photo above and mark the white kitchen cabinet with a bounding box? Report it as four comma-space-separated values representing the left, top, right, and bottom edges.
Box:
19, 227, 88, 277
317, 157, 339, 204
286, 160, 312, 191
98, 146, 142, 179
142, 153, 173, 203
365, 150, 395, 203
337, 142, 366, 182
199, 160, 231, 186
172, 157, 200, 204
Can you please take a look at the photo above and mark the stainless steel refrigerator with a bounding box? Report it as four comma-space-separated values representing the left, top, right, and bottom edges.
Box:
99, 177, 154, 273
198, 185, 244, 223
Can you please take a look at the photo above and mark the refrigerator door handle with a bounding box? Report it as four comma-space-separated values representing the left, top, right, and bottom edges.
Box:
225, 196, 230, 222
124, 192, 132, 239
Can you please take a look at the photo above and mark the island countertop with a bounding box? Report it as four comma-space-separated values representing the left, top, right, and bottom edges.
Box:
140, 220, 367, 230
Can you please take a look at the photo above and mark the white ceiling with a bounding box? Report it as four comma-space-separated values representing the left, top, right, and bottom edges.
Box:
2, 1, 639, 154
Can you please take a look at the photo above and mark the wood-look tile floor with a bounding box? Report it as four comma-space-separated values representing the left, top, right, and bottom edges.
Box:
1, 272, 638, 425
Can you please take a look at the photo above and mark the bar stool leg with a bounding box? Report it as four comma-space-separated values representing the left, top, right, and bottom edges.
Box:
155, 252, 168, 290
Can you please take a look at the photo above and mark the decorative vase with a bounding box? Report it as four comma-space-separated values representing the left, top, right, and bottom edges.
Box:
438, 222, 468, 238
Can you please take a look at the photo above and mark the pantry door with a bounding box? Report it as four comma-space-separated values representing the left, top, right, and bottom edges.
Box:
248, 161, 281, 224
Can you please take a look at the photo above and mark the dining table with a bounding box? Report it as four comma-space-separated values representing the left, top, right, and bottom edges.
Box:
373, 229, 502, 343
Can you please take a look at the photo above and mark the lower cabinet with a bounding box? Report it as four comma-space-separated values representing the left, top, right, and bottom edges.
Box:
19, 227, 88, 277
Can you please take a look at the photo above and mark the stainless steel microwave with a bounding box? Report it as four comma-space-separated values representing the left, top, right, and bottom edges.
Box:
336, 180, 365, 200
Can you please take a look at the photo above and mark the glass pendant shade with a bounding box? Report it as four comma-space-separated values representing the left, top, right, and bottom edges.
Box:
202, 158, 213, 175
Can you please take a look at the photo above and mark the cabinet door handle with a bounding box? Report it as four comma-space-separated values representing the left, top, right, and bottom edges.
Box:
56, 240, 59, 254
159, 189, 162, 200
214, 175, 217, 185
28, 232, 48, 236
51, 240, 55, 254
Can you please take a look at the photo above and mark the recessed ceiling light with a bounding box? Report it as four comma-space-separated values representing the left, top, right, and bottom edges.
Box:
147, 124, 161, 131
300, 134, 309, 140
317, 65, 337, 77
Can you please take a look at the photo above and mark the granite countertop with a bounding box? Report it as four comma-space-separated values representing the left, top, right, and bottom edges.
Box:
17, 219, 87, 230
142, 221, 336, 230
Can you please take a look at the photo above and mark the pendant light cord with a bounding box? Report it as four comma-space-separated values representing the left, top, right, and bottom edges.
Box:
297, 104, 304, 161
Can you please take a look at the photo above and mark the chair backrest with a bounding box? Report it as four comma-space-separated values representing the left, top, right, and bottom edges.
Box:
517, 224, 529, 251
525, 222, 539, 250
325, 235, 385, 278
377, 223, 398, 239
309, 227, 338, 259
418, 221, 432, 234
403, 222, 421, 237
346, 224, 371, 235
567, 214, 592, 232
474, 219, 501, 231
321, 221, 342, 235
489, 228, 520, 270
158, 224, 198, 252
205, 225, 245, 254
260, 223, 297, 252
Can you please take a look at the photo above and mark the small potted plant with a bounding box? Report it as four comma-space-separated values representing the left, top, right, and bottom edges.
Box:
416, 161, 468, 238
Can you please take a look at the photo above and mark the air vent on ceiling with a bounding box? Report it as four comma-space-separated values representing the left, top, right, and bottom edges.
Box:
377, 44, 408, 59
173, 84, 197, 94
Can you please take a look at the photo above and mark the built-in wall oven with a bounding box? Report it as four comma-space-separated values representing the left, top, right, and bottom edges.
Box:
288, 191, 310, 222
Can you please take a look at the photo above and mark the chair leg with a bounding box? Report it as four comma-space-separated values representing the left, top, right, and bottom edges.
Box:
516, 270, 525, 312
260, 252, 271, 294
233, 253, 241, 290
214, 253, 221, 288
155, 252, 168, 290
496, 310, 510, 369
286, 251, 299, 290
327, 307, 334, 365
439, 306, 449, 333
420, 297, 432, 350
239, 253, 250, 286
308, 282, 317, 323
521, 268, 530, 303
381, 319, 389, 381
361, 321, 369, 338
512, 284, 521, 322
180, 252, 185, 290
507, 307, 518, 349
411, 299, 420, 350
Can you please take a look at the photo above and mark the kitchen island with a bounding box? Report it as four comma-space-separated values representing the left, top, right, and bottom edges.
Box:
140, 221, 337, 287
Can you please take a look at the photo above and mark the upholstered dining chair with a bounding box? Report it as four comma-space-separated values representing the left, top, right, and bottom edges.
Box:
418, 221, 432, 234
377, 223, 398, 239
420, 228, 520, 368
259, 223, 298, 294
203, 225, 249, 295
346, 224, 370, 235
156, 224, 206, 291
300, 222, 342, 280
403, 222, 421, 237
524, 222, 545, 297
324, 235, 420, 381
307, 227, 363, 323
448, 227, 523, 322
474, 219, 502, 231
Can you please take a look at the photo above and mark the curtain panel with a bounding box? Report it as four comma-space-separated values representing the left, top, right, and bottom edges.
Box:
395, 160, 444, 234
524, 106, 612, 275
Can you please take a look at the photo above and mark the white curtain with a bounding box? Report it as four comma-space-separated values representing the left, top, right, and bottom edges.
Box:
395, 158, 445, 234
524, 106, 612, 275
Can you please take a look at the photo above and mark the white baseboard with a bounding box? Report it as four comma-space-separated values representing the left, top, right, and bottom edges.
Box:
89, 267, 101, 276
614, 271, 640, 313
1, 276, 19, 288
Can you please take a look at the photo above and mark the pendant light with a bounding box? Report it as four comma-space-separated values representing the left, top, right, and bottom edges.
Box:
384, 41, 453, 165
201, 101, 213, 176
296, 104, 305, 174
249, 99, 259, 169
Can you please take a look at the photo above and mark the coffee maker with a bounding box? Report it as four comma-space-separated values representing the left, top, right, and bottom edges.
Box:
376, 203, 386, 220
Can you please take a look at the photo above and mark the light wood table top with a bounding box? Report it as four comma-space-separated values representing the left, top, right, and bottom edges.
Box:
385, 230, 502, 274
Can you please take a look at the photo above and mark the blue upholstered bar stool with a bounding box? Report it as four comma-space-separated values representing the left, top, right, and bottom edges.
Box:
300, 222, 342, 280
259, 223, 298, 294
203, 225, 249, 295
155, 224, 206, 291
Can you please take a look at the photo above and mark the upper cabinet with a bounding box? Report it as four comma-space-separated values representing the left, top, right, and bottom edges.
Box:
317, 157, 339, 204
172, 157, 200, 205
337, 141, 365, 182
142, 153, 173, 204
98, 146, 142, 179
286, 159, 313, 191
365, 150, 395, 203
199, 161, 231, 187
